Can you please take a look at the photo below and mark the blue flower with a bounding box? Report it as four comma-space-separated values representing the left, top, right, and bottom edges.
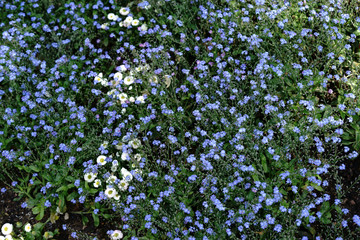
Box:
353, 215, 360, 226
71, 232, 77, 238
44, 200, 51, 208
176, 20, 183, 27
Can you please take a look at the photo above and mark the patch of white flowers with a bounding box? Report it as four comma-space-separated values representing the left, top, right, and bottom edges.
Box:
94, 64, 151, 105
0, 222, 33, 240
88, 138, 144, 201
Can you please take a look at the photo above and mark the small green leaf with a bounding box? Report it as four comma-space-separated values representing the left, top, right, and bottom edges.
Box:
335, 205, 342, 214
36, 207, 45, 221
82, 215, 89, 226
88, 188, 98, 194
104, 37, 109, 47
32, 206, 40, 215
66, 192, 78, 201
310, 183, 324, 192
33, 223, 45, 231
260, 154, 268, 173
56, 186, 68, 192
29, 165, 40, 172
92, 213, 99, 227
102, 214, 112, 219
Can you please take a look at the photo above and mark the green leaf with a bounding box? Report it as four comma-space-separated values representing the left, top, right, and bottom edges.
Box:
320, 201, 330, 212
92, 213, 99, 227
32, 206, 40, 215
66, 192, 78, 201
335, 205, 342, 214
58, 194, 66, 210
102, 214, 112, 219
310, 183, 324, 192
88, 188, 98, 194
65, 176, 74, 182
56, 186, 68, 193
260, 153, 268, 173
104, 37, 109, 47
33, 222, 45, 231
35, 206, 45, 221
320, 212, 332, 224
29, 165, 40, 172
82, 215, 89, 226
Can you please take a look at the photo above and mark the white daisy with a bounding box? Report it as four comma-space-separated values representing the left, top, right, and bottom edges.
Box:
111, 165, 118, 172
94, 73, 104, 83
111, 230, 124, 240
119, 65, 127, 72
105, 187, 117, 199
114, 192, 120, 201
140, 24, 148, 31
118, 180, 129, 191
132, 19, 140, 26
119, 7, 130, 16
121, 152, 129, 161
101, 141, 109, 149
93, 179, 101, 188
84, 172, 97, 183
24, 223, 31, 233
106, 175, 118, 184
114, 72, 123, 80
121, 168, 133, 181
129, 97, 135, 102
118, 93, 128, 103
110, 80, 120, 87
134, 153, 142, 162
1, 223, 13, 235
124, 76, 134, 85
149, 75, 158, 83
123, 16, 133, 27
101, 78, 109, 86
101, 23, 109, 30
135, 66, 143, 72
143, 64, 151, 71
97, 155, 107, 166
115, 142, 124, 150
107, 13, 119, 21
129, 138, 141, 149
136, 95, 145, 103
107, 89, 116, 96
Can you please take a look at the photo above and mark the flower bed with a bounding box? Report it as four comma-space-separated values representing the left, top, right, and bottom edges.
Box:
1, 0, 360, 239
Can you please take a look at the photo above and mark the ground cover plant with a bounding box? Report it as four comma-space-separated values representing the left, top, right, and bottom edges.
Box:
1, 0, 360, 239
